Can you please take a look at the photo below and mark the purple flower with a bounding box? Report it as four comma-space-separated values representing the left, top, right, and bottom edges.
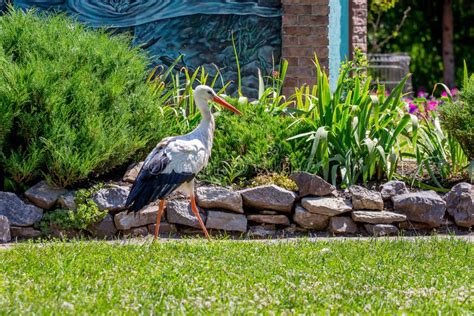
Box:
408, 102, 418, 114
427, 100, 438, 111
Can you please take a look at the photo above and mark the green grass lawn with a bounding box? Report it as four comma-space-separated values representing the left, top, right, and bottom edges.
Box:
0, 238, 472, 314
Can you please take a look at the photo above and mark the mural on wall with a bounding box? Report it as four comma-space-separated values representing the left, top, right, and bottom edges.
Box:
12, 0, 282, 96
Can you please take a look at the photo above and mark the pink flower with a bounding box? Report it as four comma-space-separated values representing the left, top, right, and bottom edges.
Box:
450, 88, 459, 96
427, 100, 438, 111
408, 102, 418, 114
441, 91, 448, 97
417, 90, 428, 98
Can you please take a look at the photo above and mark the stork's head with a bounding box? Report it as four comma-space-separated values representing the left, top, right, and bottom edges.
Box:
193, 85, 242, 115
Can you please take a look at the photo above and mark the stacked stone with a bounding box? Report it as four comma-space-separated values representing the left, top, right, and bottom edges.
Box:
1, 162, 473, 242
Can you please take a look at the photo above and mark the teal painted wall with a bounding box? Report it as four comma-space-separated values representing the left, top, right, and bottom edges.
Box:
329, 0, 349, 91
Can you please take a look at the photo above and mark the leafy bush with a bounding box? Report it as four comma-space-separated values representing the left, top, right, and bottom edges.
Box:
440, 73, 474, 160
37, 184, 107, 234
200, 100, 307, 186
0, 10, 165, 189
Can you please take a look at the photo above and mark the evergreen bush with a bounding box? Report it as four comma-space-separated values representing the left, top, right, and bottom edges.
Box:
0, 10, 165, 188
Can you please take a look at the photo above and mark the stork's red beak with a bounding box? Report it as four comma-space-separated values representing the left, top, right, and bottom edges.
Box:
212, 96, 242, 115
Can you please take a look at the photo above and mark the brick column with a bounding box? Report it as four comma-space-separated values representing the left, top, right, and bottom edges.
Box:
349, 0, 367, 54
281, 0, 330, 95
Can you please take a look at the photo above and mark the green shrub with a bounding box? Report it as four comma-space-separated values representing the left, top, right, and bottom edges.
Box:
199, 100, 308, 186
440, 75, 474, 160
0, 9, 165, 188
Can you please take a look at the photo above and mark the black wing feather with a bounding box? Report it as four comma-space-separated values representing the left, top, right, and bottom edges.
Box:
125, 149, 195, 212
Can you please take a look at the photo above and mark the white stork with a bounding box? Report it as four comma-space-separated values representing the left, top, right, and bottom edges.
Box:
125, 85, 242, 240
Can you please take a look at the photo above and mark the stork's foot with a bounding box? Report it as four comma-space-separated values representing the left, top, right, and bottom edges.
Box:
153, 200, 166, 241
190, 195, 211, 241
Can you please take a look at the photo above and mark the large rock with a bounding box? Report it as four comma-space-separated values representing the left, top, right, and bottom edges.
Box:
365, 224, 399, 236
0, 215, 11, 243
392, 191, 446, 228
196, 186, 243, 213
301, 197, 352, 216
0, 192, 43, 226
88, 214, 118, 238
239, 185, 296, 213
25, 181, 67, 209
167, 200, 207, 228
114, 204, 162, 230
123, 161, 144, 183
349, 185, 384, 210
328, 217, 357, 234
351, 211, 407, 224
206, 211, 247, 232
293, 205, 329, 229
247, 214, 290, 226
289, 172, 335, 197
92, 185, 130, 212
57, 191, 76, 210
380, 181, 409, 200
444, 182, 473, 227
10, 226, 42, 239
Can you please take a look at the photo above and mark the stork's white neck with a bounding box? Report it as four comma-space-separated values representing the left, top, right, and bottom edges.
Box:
190, 97, 215, 150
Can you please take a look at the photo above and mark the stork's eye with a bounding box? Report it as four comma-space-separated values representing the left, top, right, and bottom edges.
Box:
207, 91, 213, 95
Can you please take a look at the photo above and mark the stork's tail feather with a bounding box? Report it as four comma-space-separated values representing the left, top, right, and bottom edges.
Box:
125, 171, 196, 212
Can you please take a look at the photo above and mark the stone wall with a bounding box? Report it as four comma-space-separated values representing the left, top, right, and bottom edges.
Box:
281, 0, 330, 95
1, 167, 472, 242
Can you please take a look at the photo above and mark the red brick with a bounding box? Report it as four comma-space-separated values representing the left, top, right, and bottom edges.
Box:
298, 35, 329, 46
282, 14, 298, 26
312, 5, 330, 15
283, 47, 317, 57
282, 35, 298, 44
286, 66, 315, 77
298, 15, 329, 26
283, 26, 313, 36
282, 0, 327, 4
285, 57, 299, 66
283, 5, 312, 15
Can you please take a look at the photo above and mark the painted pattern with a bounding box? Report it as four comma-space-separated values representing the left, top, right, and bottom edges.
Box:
12, 0, 282, 96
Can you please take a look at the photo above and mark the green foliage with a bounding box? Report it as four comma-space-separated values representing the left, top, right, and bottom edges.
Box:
0, 9, 164, 188
339, 48, 369, 93
440, 66, 474, 182
1, 239, 472, 314
37, 184, 107, 233
200, 100, 306, 186
289, 55, 413, 187
370, 0, 400, 14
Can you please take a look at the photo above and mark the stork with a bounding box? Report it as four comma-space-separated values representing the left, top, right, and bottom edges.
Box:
125, 85, 242, 240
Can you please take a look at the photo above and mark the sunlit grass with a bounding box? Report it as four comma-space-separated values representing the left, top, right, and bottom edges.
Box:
0, 238, 472, 314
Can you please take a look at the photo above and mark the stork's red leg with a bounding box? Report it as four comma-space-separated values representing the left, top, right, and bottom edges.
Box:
190, 195, 211, 241
154, 199, 166, 241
